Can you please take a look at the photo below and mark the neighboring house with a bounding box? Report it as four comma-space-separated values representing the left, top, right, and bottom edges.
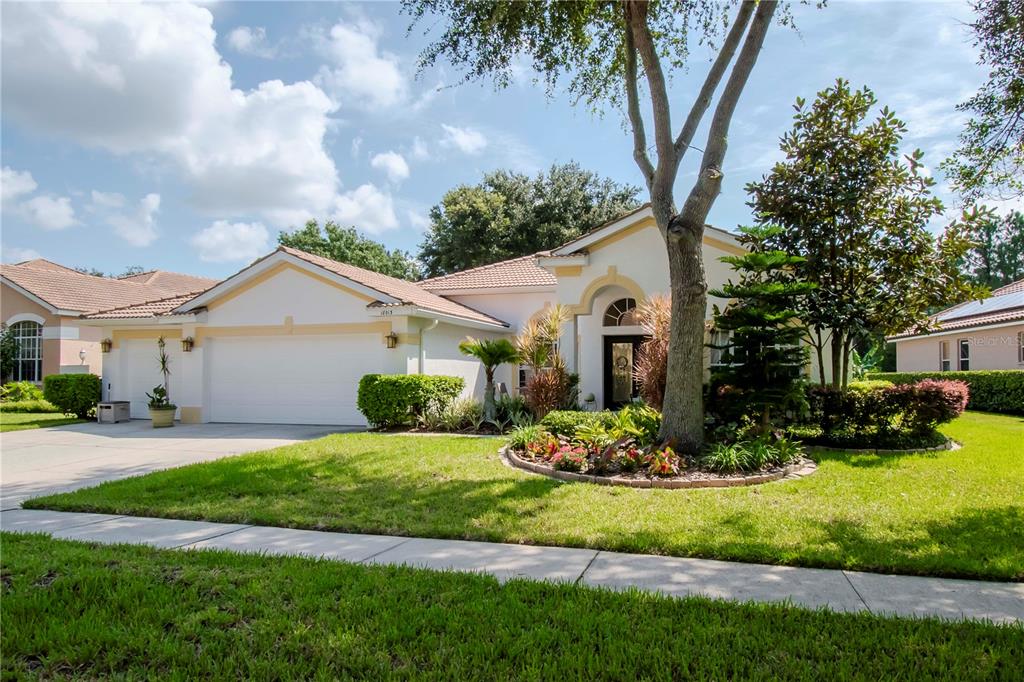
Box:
889, 279, 1024, 372
0, 259, 217, 383
79, 205, 833, 426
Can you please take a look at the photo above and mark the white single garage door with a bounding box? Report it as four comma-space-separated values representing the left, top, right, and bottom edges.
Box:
206, 335, 384, 425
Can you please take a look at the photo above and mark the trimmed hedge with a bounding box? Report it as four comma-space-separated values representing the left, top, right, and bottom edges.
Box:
357, 374, 464, 428
539, 410, 615, 438
43, 374, 101, 419
866, 370, 1024, 415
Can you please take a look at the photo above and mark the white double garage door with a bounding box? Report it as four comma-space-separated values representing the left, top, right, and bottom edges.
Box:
120, 334, 384, 425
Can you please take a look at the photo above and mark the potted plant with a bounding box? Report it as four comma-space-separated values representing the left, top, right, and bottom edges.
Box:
146, 385, 176, 428
147, 336, 176, 428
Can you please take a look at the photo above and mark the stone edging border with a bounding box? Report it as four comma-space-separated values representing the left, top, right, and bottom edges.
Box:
804, 438, 958, 455
501, 446, 817, 489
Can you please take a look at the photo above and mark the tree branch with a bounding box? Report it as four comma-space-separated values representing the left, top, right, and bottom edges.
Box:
623, 7, 655, 190
626, 1, 675, 176
673, 0, 756, 161
677, 0, 777, 232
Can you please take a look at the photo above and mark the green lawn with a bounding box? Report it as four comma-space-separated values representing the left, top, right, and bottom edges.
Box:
25, 412, 1024, 580
0, 412, 86, 432
2, 533, 1020, 679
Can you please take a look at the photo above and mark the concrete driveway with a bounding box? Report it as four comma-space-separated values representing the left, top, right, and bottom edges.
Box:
1, 420, 348, 510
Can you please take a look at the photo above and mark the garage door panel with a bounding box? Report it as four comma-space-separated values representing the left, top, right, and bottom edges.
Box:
207, 335, 382, 425
120, 340, 183, 419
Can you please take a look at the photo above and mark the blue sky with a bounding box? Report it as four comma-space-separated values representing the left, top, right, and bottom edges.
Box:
0, 1, 1003, 278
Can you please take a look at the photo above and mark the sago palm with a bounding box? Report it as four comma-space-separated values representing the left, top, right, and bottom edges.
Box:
459, 337, 520, 422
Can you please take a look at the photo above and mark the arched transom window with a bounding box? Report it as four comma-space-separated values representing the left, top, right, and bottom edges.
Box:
9, 321, 43, 382
603, 298, 638, 327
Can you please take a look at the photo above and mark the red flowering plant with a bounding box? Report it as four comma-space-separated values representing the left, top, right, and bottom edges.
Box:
646, 446, 681, 477
615, 445, 646, 473
525, 432, 559, 461
550, 443, 589, 473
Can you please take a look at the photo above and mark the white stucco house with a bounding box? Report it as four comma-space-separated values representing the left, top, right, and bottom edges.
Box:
81, 205, 825, 426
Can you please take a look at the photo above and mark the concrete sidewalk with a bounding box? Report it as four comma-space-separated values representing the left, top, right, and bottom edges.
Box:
2, 508, 1021, 625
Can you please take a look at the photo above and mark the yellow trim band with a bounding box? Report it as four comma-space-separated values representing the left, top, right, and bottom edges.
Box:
111, 329, 182, 349
194, 321, 393, 347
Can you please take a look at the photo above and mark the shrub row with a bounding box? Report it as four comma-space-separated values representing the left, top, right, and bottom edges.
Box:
0, 399, 60, 413
807, 379, 968, 448
357, 374, 464, 428
538, 410, 616, 438
43, 374, 101, 419
866, 370, 1023, 415
1, 381, 45, 402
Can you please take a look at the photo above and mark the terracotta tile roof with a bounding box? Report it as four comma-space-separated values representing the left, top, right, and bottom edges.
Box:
278, 246, 508, 327
11, 258, 83, 274
419, 254, 557, 291
84, 293, 202, 319
1, 261, 215, 314
118, 270, 219, 295
992, 278, 1024, 296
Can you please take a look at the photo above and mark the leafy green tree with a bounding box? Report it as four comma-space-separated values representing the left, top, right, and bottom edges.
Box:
747, 79, 979, 388
709, 226, 813, 433
405, 0, 782, 452
942, 0, 1023, 201
278, 220, 421, 281
420, 163, 640, 277
458, 337, 520, 422
0, 327, 20, 383
963, 209, 1024, 288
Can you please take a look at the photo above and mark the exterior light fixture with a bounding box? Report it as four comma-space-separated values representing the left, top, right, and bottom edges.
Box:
385, 332, 398, 349
100, 339, 113, 353
181, 336, 195, 353
79, 348, 87, 364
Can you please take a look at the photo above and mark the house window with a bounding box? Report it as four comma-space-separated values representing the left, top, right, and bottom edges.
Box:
709, 329, 732, 367
9, 321, 43, 382
958, 338, 970, 371
939, 340, 951, 372
1018, 332, 1024, 364
603, 298, 638, 327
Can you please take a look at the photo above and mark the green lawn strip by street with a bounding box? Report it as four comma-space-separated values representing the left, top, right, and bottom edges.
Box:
0, 412, 86, 432
26, 412, 1024, 580
2, 533, 1020, 680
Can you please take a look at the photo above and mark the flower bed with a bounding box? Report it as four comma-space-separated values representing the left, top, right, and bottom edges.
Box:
503, 445, 816, 489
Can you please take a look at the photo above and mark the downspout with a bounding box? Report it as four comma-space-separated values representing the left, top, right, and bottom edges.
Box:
418, 319, 440, 374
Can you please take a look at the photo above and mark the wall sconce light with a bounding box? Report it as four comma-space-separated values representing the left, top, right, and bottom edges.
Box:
100, 339, 113, 353
79, 348, 87, 364
385, 332, 398, 349
181, 336, 195, 352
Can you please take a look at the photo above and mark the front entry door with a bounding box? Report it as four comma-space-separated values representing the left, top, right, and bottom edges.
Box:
603, 335, 646, 409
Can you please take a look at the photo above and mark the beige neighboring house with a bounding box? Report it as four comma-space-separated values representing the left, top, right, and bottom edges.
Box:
889, 279, 1024, 372
0, 259, 217, 384
77, 204, 835, 427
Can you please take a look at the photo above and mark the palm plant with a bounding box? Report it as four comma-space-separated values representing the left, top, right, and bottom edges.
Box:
458, 337, 520, 422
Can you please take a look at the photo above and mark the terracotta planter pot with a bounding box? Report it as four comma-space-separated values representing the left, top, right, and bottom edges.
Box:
149, 406, 176, 428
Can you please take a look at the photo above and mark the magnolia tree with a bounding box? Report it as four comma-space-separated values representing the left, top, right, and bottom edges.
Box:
747, 80, 980, 387
404, 0, 782, 452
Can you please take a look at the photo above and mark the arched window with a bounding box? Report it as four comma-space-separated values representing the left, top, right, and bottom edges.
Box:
603, 298, 638, 327
9, 321, 43, 382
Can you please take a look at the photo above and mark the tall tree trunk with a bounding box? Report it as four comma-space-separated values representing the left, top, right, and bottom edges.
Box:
660, 205, 708, 454
814, 328, 826, 386
483, 368, 496, 422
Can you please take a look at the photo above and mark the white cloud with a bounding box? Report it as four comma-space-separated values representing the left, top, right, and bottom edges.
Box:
19, 195, 77, 231
1, 3, 342, 227
332, 184, 399, 233
410, 137, 430, 161
90, 191, 161, 247
406, 209, 430, 232
441, 124, 488, 155
190, 220, 270, 263
226, 26, 275, 58
1, 244, 42, 263
1, 167, 37, 203
313, 19, 406, 110
370, 151, 410, 183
